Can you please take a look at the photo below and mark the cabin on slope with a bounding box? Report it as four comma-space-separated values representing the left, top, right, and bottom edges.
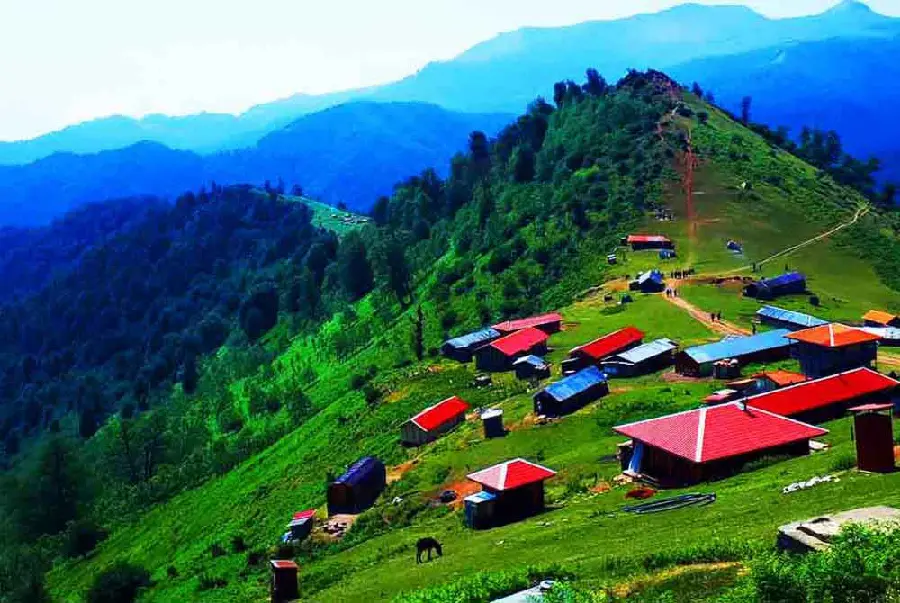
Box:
629, 270, 666, 293
787, 323, 879, 378
493, 313, 563, 335
513, 355, 551, 380
533, 366, 609, 417
743, 272, 806, 300
615, 402, 827, 486
401, 396, 470, 446
441, 328, 501, 363
285, 509, 316, 541
675, 329, 793, 377
474, 327, 550, 372
327, 456, 386, 516
565, 326, 644, 373
863, 310, 900, 328
624, 234, 674, 251
756, 306, 826, 331
601, 338, 677, 377
464, 458, 556, 529
743, 367, 898, 424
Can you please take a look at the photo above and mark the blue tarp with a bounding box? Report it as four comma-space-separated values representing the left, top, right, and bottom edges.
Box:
542, 366, 607, 402
444, 327, 501, 350
756, 305, 826, 329
683, 329, 793, 365
635, 270, 665, 286
613, 338, 677, 364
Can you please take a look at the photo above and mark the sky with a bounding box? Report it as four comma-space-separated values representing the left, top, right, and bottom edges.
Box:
1, 0, 898, 141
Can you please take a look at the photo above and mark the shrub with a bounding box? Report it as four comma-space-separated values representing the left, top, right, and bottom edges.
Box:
209, 542, 226, 558
231, 535, 247, 553
197, 574, 228, 591
63, 520, 108, 558
86, 563, 151, 603
830, 452, 857, 472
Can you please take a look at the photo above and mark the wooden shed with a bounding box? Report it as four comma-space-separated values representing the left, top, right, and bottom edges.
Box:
474, 327, 550, 372
565, 326, 644, 373
743, 272, 806, 300
601, 338, 677, 377
285, 509, 316, 541
440, 328, 501, 363
850, 403, 896, 473
624, 234, 674, 251
327, 457, 386, 516
863, 310, 900, 329
512, 355, 551, 380
533, 366, 609, 417
270, 560, 299, 602
615, 402, 827, 486
465, 459, 556, 529
400, 396, 469, 446
787, 323, 879, 378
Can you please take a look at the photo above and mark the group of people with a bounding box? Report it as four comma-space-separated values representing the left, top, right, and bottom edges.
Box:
709, 311, 724, 322
664, 288, 679, 298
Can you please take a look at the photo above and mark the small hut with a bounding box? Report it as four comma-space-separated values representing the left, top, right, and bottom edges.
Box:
474, 327, 550, 372
787, 323, 879, 378
624, 235, 674, 251
270, 560, 299, 603
600, 338, 677, 377
481, 409, 505, 438
752, 370, 808, 392
327, 457, 386, 516
629, 270, 666, 293
492, 313, 563, 335
565, 326, 644, 372
285, 509, 316, 541
400, 396, 470, 446
465, 458, 556, 529
440, 328, 501, 363
533, 366, 609, 417
743, 272, 806, 300
850, 403, 895, 473
512, 355, 551, 380
615, 402, 827, 486
863, 310, 900, 329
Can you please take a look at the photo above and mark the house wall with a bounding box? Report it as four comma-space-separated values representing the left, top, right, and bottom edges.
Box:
794, 342, 877, 378
854, 412, 895, 473
486, 483, 546, 526
440, 344, 474, 363
401, 414, 466, 446
533, 381, 609, 417
327, 465, 386, 515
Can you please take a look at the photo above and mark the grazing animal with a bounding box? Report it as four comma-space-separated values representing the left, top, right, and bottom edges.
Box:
416, 537, 443, 563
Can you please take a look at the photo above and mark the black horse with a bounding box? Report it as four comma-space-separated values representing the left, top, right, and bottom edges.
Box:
416, 537, 443, 563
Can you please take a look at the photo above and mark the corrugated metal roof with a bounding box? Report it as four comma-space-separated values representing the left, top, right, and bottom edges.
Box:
759, 272, 806, 288
490, 327, 549, 356
849, 403, 894, 412
573, 326, 645, 360
467, 458, 557, 491
409, 396, 469, 431
787, 323, 880, 348
627, 235, 672, 244
493, 313, 562, 333
513, 355, 548, 368
862, 327, 900, 342
756, 306, 827, 329
444, 327, 501, 350
744, 368, 898, 417
335, 456, 383, 487
683, 329, 793, 365
541, 366, 607, 402
863, 310, 898, 325
614, 402, 828, 463
611, 338, 677, 364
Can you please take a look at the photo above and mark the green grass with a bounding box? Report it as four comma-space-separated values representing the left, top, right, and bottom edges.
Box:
283, 193, 369, 235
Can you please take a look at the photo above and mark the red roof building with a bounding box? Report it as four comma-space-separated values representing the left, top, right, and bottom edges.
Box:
401, 396, 470, 446
569, 326, 644, 367
475, 327, 550, 372
465, 459, 557, 528
787, 324, 880, 378
292, 509, 316, 522
625, 235, 674, 250
744, 368, 898, 423
493, 313, 563, 335
615, 402, 827, 485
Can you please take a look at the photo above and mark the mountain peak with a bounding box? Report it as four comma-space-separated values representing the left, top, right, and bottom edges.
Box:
823, 0, 875, 16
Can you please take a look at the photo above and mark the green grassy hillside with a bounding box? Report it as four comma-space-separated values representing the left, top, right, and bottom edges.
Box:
37, 74, 900, 602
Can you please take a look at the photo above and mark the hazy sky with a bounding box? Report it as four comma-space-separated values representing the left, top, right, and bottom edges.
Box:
1, 0, 897, 140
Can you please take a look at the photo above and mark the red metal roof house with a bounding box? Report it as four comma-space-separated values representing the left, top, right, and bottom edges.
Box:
743, 367, 898, 424
615, 402, 827, 486
788, 323, 880, 378
493, 312, 563, 335
465, 459, 557, 528
475, 327, 550, 372
624, 234, 674, 250
401, 396, 470, 446
566, 326, 644, 372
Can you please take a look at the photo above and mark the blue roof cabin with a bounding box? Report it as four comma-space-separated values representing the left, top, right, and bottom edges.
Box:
756, 306, 827, 331
629, 269, 666, 293
327, 456, 387, 516
441, 327, 501, 363
533, 366, 609, 417
744, 272, 806, 300
675, 329, 794, 377
601, 338, 677, 377
513, 355, 551, 380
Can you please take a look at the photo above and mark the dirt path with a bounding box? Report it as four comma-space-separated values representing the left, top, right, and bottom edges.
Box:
682, 127, 699, 247
663, 282, 750, 337
723, 203, 870, 276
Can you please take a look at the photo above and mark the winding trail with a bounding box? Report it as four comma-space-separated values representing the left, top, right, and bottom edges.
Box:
663, 284, 750, 337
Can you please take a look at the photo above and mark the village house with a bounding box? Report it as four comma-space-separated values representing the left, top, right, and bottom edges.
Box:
742, 367, 898, 424
755, 305, 826, 331
624, 234, 674, 251
440, 327, 501, 363
400, 396, 470, 446
464, 458, 556, 529
787, 323, 880, 378
285, 509, 316, 542
564, 326, 644, 373
615, 402, 827, 486
512, 355, 551, 380
474, 327, 550, 372
327, 456, 387, 516
674, 329, 793, 377
752, 370, 808, 392
493, 312, 563, 335
629, 269, 666, 293
601, 338, 677, 377
863, 310, 900, 328
533, 366, 609, 417
743, 272, 806, 300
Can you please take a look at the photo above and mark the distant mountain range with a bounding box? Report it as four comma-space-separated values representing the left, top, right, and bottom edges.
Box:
1, 0, 898, 226
0, 103, 510, 226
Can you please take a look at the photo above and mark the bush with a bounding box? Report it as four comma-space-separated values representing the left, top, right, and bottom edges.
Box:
197, 574, 228, 591
231, 535, 248, 553
830, 452, 857, 472
86, 563, 151, 603
63, 520, 108, 558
